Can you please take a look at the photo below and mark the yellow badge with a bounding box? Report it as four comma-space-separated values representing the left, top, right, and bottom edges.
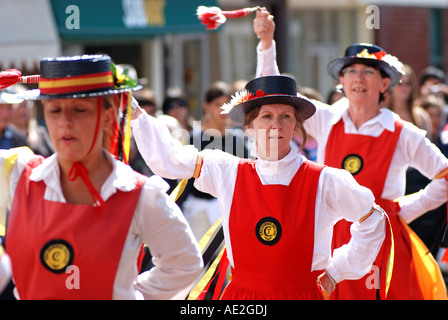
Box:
40, 239, 74, 273
256, 217, 282, 246
342, 154, 363, 175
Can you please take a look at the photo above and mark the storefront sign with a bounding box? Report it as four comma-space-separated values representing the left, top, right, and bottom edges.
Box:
50, 0, 218, 42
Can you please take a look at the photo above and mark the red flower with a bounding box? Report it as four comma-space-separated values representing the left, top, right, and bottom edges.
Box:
255, 90, 266, 97
373, 51, 387, 60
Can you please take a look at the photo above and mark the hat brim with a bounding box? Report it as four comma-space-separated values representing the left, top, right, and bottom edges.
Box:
327, 57, 402, 87
228, 94, 316, 124
16, 85, 142, 101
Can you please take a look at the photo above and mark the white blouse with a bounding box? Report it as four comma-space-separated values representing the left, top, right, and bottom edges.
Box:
0, 148, 203, 300
0, 247, 11, 294
256, 43, 448, 224
305, 98, 448, 223
131, 112, 386, 284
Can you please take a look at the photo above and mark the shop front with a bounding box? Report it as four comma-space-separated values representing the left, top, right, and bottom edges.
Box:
49, 0, 218, 118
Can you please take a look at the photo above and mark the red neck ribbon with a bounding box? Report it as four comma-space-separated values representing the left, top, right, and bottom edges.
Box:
67, 96, 108, 216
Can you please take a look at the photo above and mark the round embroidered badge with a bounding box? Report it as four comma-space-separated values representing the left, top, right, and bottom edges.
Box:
342, 154, 363, 175
256, 217, 282, 246
40, 239, 74, 273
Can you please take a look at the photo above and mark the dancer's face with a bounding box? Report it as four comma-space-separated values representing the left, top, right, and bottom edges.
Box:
43, 97, 113, 164
249, 104, 298, 161
339, 63, 390, 105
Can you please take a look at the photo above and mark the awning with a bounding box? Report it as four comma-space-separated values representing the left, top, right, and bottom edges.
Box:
0, 0, 61, 72
49, 0, 219, 43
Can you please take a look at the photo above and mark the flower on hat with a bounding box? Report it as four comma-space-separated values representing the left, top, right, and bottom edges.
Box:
221, 90, 253, 114
382, 54, 405, 75
356, 48, 386, 60
355, 49, 404, 75
221, 89, 268, 114
110, 63, 138, 90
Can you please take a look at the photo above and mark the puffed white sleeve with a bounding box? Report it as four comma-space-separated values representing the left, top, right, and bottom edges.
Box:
255, 40, 280, 77
134, 175, 203, 300
131, 111, 198, 180
192, 149, 239, 198
398, 178, 447, 224
396, 125, 448, 223
317, 167, 386, 283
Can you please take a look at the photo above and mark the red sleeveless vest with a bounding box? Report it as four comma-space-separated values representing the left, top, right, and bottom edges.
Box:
221, 158, 325, 300
325, 118, 422, 300
6, 156, 145, 299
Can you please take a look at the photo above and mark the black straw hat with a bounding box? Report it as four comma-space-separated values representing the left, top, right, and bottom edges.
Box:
221, 75, 315, 123
18, 54, 141, 100
327, 43, 404, 87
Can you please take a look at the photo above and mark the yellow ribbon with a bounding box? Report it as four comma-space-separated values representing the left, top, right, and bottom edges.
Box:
169, 154, 204, 202
0, 147, 32, 236
123, 92, 132, 164
187, 217, 224, 300
384, 217, 395, 298
169, 179, 188, 202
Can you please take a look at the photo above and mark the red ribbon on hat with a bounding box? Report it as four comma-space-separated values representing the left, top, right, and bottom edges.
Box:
39, 71, 114, 95
243, 89, 283, 103
255, 90, 266, 97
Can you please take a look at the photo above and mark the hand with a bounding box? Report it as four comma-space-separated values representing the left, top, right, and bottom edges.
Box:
130, 96, 143, 119
439, 83, 448, 96
253, 7, 275, 50
317, 272, 336, 296
421, 82, 448, 98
